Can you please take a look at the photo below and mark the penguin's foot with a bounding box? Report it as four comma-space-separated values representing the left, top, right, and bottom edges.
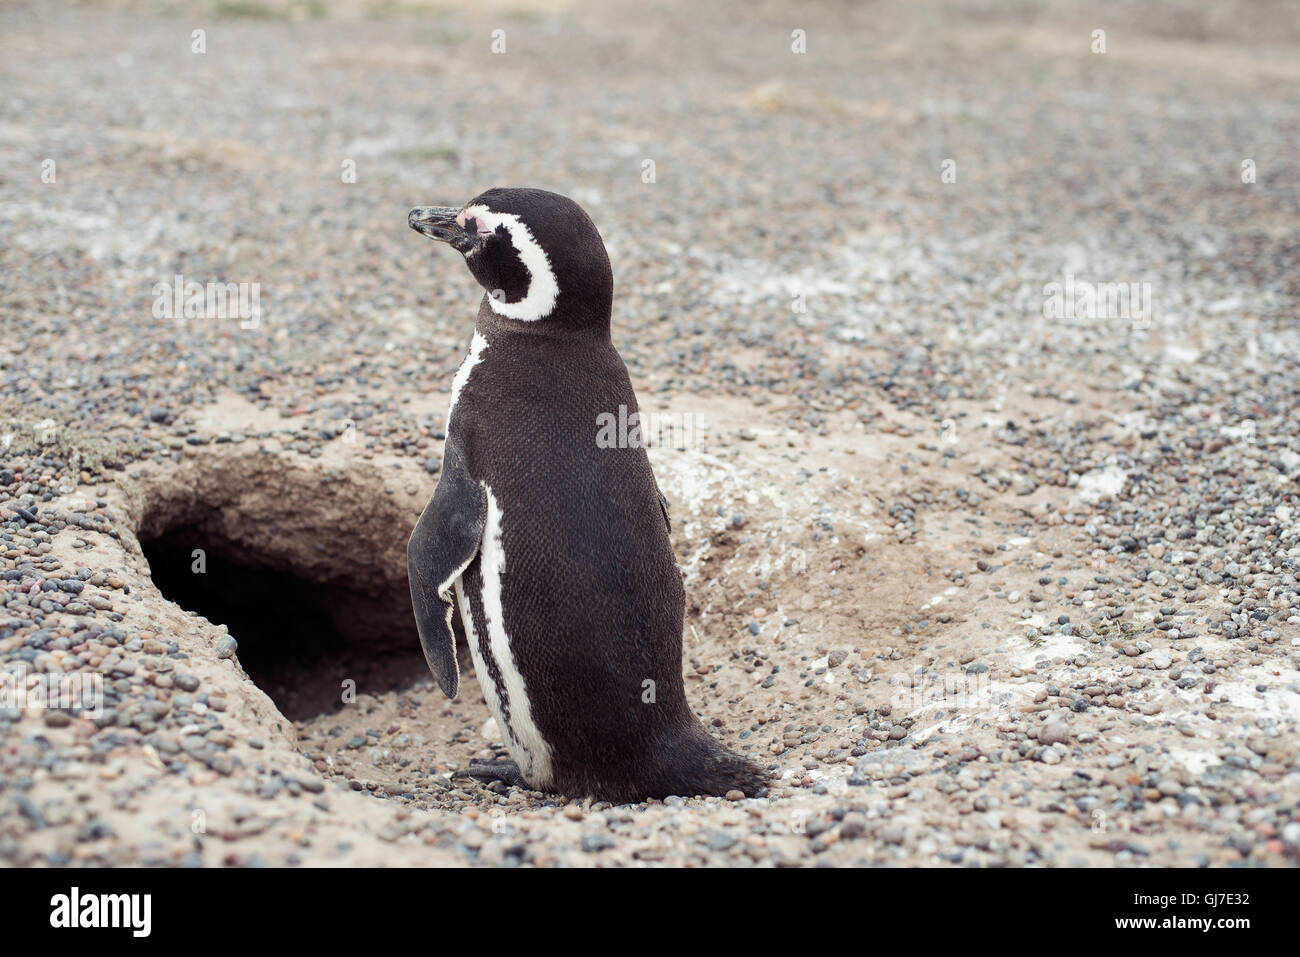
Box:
452, 759, 529, 790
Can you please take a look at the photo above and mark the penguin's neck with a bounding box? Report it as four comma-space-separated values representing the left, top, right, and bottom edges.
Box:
474, 298, 611, 342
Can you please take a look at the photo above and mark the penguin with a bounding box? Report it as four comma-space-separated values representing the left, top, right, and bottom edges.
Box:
406, 187, 767, 803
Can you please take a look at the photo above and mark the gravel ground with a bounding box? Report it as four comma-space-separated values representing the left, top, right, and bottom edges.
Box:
2, 0, 1299, 867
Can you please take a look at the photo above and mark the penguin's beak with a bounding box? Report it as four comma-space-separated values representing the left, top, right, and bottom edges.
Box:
408, 206, 464, 244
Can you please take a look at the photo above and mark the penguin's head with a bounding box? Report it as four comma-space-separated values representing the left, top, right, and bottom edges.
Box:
409, 187, 612, 329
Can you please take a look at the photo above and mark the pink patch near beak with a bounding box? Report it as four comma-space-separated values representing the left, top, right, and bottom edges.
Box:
457, 209, 495, 236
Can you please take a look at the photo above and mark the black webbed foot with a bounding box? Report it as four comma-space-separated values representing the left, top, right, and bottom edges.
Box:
451, 759, 529, 790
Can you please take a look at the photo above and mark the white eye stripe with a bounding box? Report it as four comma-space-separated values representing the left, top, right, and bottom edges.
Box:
461, 203, 559, 322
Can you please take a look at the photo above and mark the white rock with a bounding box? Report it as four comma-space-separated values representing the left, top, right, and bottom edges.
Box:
1073, 466, 1126, 505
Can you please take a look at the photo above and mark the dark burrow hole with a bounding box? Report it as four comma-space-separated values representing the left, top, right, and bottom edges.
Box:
141, 524, 428, 722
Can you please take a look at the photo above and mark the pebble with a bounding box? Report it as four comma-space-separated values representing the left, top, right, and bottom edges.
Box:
1039, 720, 1070, 746
580, 833, 614, 853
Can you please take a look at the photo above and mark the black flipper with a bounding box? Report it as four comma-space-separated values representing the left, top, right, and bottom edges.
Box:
655, 483, 672, 535
407, 438, 486, 699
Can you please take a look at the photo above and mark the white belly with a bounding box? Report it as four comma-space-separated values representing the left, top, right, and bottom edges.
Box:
453, 484, 553, 787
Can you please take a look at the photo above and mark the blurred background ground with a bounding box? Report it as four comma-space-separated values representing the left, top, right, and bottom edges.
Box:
1, 0, 1298, 867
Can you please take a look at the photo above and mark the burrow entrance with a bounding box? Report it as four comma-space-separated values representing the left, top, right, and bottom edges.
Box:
133, 448, 432, 722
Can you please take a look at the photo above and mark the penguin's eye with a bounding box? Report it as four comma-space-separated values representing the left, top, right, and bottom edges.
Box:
465, 217, 496, 238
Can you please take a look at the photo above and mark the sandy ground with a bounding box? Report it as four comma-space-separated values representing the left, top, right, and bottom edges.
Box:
1, 0, 1298, 866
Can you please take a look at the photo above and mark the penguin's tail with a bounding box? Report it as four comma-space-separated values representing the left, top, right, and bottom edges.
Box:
645, 725, 770, 801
